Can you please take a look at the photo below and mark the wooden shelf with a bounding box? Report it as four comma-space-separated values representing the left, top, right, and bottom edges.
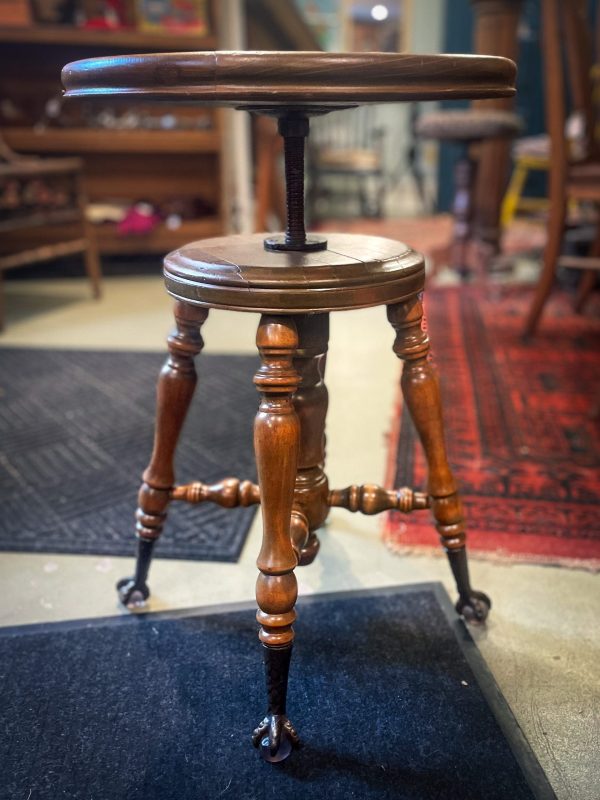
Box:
0, 25, 216, 50
0, 208, 81, 234
94, 217, 222, 254
4, 128, 221, 155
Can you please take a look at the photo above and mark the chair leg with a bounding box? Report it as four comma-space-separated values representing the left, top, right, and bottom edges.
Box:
387, 297, 491, 623
450, 149, 477, 278
251, 315, 301, 762
574, 269, 597, 313
291, 314, 330, 565
75, 170, 102, 299
116, 301, 209, 608
523, 196, 567, 337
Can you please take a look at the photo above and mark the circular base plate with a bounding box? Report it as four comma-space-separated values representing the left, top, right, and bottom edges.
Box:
264, 235, 328, 253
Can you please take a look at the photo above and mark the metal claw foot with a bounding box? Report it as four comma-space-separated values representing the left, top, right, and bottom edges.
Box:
116, 577, 150, 609
456, 590, 491, 624
252, 714, 300, 763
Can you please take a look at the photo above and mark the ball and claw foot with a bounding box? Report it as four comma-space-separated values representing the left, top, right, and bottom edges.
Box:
456, 590, 491, 624
116, 577, 150, 609
252, 715, 300, 763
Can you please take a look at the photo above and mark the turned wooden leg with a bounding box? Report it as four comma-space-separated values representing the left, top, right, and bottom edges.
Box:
251, 315, 301, 762
387, 297, 491, 623
291, 314, 330, 565
451, 148, 477, 279
117, 301, 209, 608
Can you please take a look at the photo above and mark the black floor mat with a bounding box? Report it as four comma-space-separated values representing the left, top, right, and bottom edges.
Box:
0, 584, 556, 800
0, 348, 259, 561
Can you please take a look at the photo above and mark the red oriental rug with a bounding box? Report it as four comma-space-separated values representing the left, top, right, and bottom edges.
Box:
384, 285, 600, 569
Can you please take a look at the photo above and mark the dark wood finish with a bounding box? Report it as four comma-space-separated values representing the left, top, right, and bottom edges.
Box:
524, 0, 600, 335
252, 315, 301, 761
387, 297, 491, 623
291, 314, 329, 565
164, 233, 424, 313
69, 49, 515, 762
0, 135, 100, 330
117, 301, 208, 608
471, 0, 524, 252
62, 51, 517, 107
172, 477, 260, 506
329, 484, 429, 515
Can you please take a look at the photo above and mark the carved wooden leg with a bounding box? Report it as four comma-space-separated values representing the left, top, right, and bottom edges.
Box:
117, 301, 208, 608
387, 297, 491, 623
291, 314, 329, 565
251, 315, 301, 762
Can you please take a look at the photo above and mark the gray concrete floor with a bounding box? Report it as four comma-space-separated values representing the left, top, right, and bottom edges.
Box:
1, 274, 599, 800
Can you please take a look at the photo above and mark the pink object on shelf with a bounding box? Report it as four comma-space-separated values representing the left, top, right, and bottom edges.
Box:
116, 202, 161, 236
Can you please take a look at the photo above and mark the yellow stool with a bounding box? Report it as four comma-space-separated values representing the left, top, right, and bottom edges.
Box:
500, 136, 550, 227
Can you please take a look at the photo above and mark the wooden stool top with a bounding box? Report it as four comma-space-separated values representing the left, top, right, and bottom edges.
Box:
62, 51, 516, 109
164, 233, 424, 313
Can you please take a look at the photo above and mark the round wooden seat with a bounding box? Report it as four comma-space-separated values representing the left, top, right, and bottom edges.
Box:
62, 51, 516, 108
164, 233, 424, 313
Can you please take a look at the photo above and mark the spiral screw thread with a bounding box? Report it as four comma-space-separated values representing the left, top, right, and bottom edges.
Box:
279, 115, 309, 248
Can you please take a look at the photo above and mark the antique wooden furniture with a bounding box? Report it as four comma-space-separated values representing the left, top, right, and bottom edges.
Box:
471, 0, 524, 254
524, 0, 600, 335
418, 0, 523, 275
307, 106, 387, 219
0, 133, 100, 330
417, 109, 521, 275
63, 50, 515, 763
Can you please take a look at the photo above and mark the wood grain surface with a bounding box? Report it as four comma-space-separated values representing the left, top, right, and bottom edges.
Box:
62, 50, 516, 107
163, 232, 425, 312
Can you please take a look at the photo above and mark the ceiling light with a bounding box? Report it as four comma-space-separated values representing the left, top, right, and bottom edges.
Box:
371, 4, 389, 21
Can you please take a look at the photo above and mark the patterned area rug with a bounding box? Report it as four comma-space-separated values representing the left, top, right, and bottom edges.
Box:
0, 348, 259, 561
385, 286, 600, 569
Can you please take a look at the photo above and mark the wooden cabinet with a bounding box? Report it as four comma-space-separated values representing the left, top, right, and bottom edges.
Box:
0, 17, 224, 255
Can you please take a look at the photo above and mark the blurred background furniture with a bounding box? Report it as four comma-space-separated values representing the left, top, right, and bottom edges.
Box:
0, 4, 225, 256
524, 0, 600, 336
416, 0, 523, 275
307, 106, 386, 220
500, 135, 550, 227
0, 133, 100, 329
471, 0, 524, 254
417, 108, 521, 275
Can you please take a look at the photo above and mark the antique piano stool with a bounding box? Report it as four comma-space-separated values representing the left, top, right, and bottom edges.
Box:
62, 51, 516, 763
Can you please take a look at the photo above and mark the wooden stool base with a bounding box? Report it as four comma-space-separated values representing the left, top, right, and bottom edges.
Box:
117, 290, 490, 760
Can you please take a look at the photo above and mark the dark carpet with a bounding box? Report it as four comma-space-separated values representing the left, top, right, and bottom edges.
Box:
0, 348, 259, 561
0, 584, 555, 800
386, 287, 600, 568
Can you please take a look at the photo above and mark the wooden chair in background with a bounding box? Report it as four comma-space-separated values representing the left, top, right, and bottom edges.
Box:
416, 0, 523, 276
524, 0, 600, 336
0, 133, 101, 330
307, 106, 387, 220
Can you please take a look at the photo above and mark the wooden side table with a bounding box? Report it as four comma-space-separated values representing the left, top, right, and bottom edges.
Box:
63, 51, 516, 763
